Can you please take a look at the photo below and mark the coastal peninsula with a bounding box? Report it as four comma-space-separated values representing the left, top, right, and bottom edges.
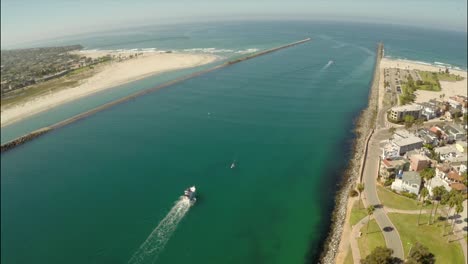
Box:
335, 54, 468, 263
1, 50, 217, 127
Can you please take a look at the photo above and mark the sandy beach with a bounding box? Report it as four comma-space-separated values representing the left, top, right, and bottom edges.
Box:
1, 52, 217, 127
380, 58, 468, 102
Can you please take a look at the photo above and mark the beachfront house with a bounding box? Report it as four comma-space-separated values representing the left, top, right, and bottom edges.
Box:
447, 98, 463, 110
450, 95, 468, 106
419, 102, 439, 120
379, 158, 410, 181
416, 128, 439, 146
446, 171, 468, 193
434, 144, 468, 165
443, 124, 466, 142
388, 104, 422, 122
409, 154, 430, 172
381, 143, 400, 159
391, 171, 421, 195
427, 175, 452, 196
392, 136, 424, 155
450, 183, 468, 193
427, 162, 467, 196
447, 171, 465, 184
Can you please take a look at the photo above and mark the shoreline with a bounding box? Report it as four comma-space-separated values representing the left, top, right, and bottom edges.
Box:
1, 52, 219, 128
380, 57, 467, 77
380, 57, 467, 104
383, 56, 467, 71
1, 38, 311, 152
320, 43, 383, 264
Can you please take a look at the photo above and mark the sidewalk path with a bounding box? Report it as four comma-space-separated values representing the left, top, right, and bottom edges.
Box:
350, 217, 368, 263
385, 208, 430, 214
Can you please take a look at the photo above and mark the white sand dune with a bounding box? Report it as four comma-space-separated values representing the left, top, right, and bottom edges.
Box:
1, 52, 217, 127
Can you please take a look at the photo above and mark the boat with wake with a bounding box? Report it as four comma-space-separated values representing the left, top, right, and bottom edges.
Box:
183, 186, 197, 204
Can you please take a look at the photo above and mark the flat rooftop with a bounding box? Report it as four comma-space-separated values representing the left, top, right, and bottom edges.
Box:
391, 104, 423, 112
393, 136, 423, 147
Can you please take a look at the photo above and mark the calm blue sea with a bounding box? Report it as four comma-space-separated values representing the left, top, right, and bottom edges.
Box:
1, 21, 466, 264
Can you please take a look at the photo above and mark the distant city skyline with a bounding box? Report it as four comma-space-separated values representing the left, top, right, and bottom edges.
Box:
2, 0, 467, 48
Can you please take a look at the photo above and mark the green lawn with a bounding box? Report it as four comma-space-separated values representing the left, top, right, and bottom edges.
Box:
388, 213, 464, 263
357, 219, 386, 259
344, 245, 354, 264
399, 83, 416, 105
437, 72, 464, 82
415, 71, 441, 91
377, 186, 428, 211
350, 199, 367, 226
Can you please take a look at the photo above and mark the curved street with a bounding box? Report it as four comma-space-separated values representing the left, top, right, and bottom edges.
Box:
361, 129, 405, 260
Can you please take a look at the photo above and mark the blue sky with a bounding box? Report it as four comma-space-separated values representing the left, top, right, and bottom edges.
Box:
1, 0, 467, 48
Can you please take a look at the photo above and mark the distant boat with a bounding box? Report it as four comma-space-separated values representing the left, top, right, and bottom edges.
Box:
321, 60, 334, 70
230, 161, 236, 169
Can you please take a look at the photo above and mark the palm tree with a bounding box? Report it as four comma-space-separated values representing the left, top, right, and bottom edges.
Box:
448, 195, 463, 233
420, 168, 435, 186
420, 168, 435, 224
442, 191, 456, 235
366, 205, 375, 234
418, 187, 429, 225
449, 203, 464, 239
357, 183, 365, 209
430, 186, 447, 225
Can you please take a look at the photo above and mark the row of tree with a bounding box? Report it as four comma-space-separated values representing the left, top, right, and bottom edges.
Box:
362, 243, 435, 264
355, 178, 464, 263
417, 168, 465, 238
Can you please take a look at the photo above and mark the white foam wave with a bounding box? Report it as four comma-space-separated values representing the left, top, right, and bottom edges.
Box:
384, 56, 466, 70
236, 48, 259, 54
80, 48, 169, 54
412, 60, 433, 66
183, 48, 234, 53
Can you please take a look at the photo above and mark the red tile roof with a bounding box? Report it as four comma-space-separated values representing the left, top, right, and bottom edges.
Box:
437, 164, 451, 173
447, 171, 463, 182
450, 183, 467, 191
429, 127, 440, 134
383, 159, 392, 167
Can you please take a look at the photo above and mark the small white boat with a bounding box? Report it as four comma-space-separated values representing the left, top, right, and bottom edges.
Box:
183, 186, 196, 204
230, 161, 236, 169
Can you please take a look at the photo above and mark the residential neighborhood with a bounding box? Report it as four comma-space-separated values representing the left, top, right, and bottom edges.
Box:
0, 45, 112, 95
341, 60, 468, 264
381, 124, 467, 196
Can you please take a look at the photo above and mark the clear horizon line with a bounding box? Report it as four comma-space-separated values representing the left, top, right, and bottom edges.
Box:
2, 16, 467, 50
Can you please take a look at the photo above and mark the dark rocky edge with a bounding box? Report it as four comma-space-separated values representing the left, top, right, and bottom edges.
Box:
319, 43, 383, 264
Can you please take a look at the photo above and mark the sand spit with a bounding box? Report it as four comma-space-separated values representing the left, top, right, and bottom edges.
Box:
1, 38, 311, 152
1, 52, 217, 127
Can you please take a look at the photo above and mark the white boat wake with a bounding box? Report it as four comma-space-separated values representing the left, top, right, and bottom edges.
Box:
128, 198, 192, 264
321, 60, 334, 70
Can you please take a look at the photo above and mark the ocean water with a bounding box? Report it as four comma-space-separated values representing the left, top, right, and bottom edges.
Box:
1, 21, 466, 264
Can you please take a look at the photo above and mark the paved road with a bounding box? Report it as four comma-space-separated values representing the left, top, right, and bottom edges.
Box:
361, 130, 405, 260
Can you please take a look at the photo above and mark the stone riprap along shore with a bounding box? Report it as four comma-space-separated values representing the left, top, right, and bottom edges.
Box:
320, 43, 382, 264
